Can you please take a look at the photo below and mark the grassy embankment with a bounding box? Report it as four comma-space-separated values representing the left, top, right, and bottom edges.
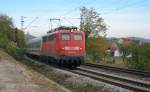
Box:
21, 57, 114, 92
0, 49, 114, 92
86, 56, 127, 68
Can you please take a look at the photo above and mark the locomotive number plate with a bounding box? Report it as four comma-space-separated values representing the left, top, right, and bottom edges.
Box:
64, 46, 79, 50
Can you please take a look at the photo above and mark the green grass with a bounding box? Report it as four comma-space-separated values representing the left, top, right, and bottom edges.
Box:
86, 56, 128, 68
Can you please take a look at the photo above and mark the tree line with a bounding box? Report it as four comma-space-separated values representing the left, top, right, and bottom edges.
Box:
0, 14, 26, 59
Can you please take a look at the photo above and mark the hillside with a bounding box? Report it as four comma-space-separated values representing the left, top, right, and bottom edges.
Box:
26, 33, 37, 41
107, 37, 150, 44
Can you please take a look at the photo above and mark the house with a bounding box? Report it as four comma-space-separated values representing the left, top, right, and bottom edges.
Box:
107, 38, 135, 57
118, 38, 134, 46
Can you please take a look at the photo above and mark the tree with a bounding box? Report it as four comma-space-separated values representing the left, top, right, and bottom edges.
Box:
0, 14, 26, 48
16, 28, 26, 48
0, 14, 14, 48
80, 7, 107, 39
0, 14, 26, 59
80, 7, 108, 62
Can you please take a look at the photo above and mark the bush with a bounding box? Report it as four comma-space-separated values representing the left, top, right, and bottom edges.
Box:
0, 33, 25, 60
0, 32, 9, 48
86, 37, 108, 62
128, 45, 150, 71
6, 45, 25, 60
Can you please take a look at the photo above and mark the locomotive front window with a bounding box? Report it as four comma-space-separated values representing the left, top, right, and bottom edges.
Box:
62, 33, 70, 40
74, 34, 82, 40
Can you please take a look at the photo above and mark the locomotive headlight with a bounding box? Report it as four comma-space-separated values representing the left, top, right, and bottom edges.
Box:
79, 48, 82, 50
62, 48, 64, 50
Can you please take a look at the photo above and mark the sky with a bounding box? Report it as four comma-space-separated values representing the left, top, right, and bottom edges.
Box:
0, 0, 150, 39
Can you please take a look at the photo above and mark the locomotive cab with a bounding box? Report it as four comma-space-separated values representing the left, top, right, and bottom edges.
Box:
58, 29, 85, 66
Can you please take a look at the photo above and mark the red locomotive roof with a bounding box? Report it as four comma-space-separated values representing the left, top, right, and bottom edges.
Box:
47, 26, 84, 36
47, 26, 81, 33
54, 26, 78, 30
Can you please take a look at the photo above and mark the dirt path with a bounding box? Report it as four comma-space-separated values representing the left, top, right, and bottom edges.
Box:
0, 50, 71, 92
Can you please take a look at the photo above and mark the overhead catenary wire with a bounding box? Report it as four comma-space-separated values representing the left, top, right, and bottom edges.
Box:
61, 0, 91, 17
24, 17, 39, 30
26, 0, 98, 30
63, 17, 76, 27
61, 0, 150, 28
23, 0, 150, 33
100, 0, 149, 15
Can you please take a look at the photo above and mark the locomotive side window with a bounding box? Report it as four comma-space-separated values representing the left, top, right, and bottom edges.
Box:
74, 34, 82, 40
62, 33, 70, 40
48, 34, 55, 41
43, 36, 47, 42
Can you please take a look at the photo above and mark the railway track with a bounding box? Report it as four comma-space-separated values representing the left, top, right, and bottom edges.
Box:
25, 56, 150, 92
71, 67, 150, 92
83, 63, 150, 77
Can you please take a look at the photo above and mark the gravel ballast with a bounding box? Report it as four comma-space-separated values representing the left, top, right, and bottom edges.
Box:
24, 56, 133, 92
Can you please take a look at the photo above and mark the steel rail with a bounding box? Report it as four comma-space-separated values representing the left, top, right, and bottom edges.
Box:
71, 67, 150, 92
83, 63, 150, 77
24, 56, 150, 92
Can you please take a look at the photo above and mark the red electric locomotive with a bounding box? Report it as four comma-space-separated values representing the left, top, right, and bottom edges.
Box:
27, 26, 85, 67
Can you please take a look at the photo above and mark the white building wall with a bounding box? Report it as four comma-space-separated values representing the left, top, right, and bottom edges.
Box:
114, 49, 122, 57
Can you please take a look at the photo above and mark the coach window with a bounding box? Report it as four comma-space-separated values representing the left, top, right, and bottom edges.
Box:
74, 34, 82, 40
62, 33, 70, 40
35, 40, 41, 48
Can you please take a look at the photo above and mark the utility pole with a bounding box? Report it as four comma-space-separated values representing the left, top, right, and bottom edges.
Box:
21, 16, 25, 31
